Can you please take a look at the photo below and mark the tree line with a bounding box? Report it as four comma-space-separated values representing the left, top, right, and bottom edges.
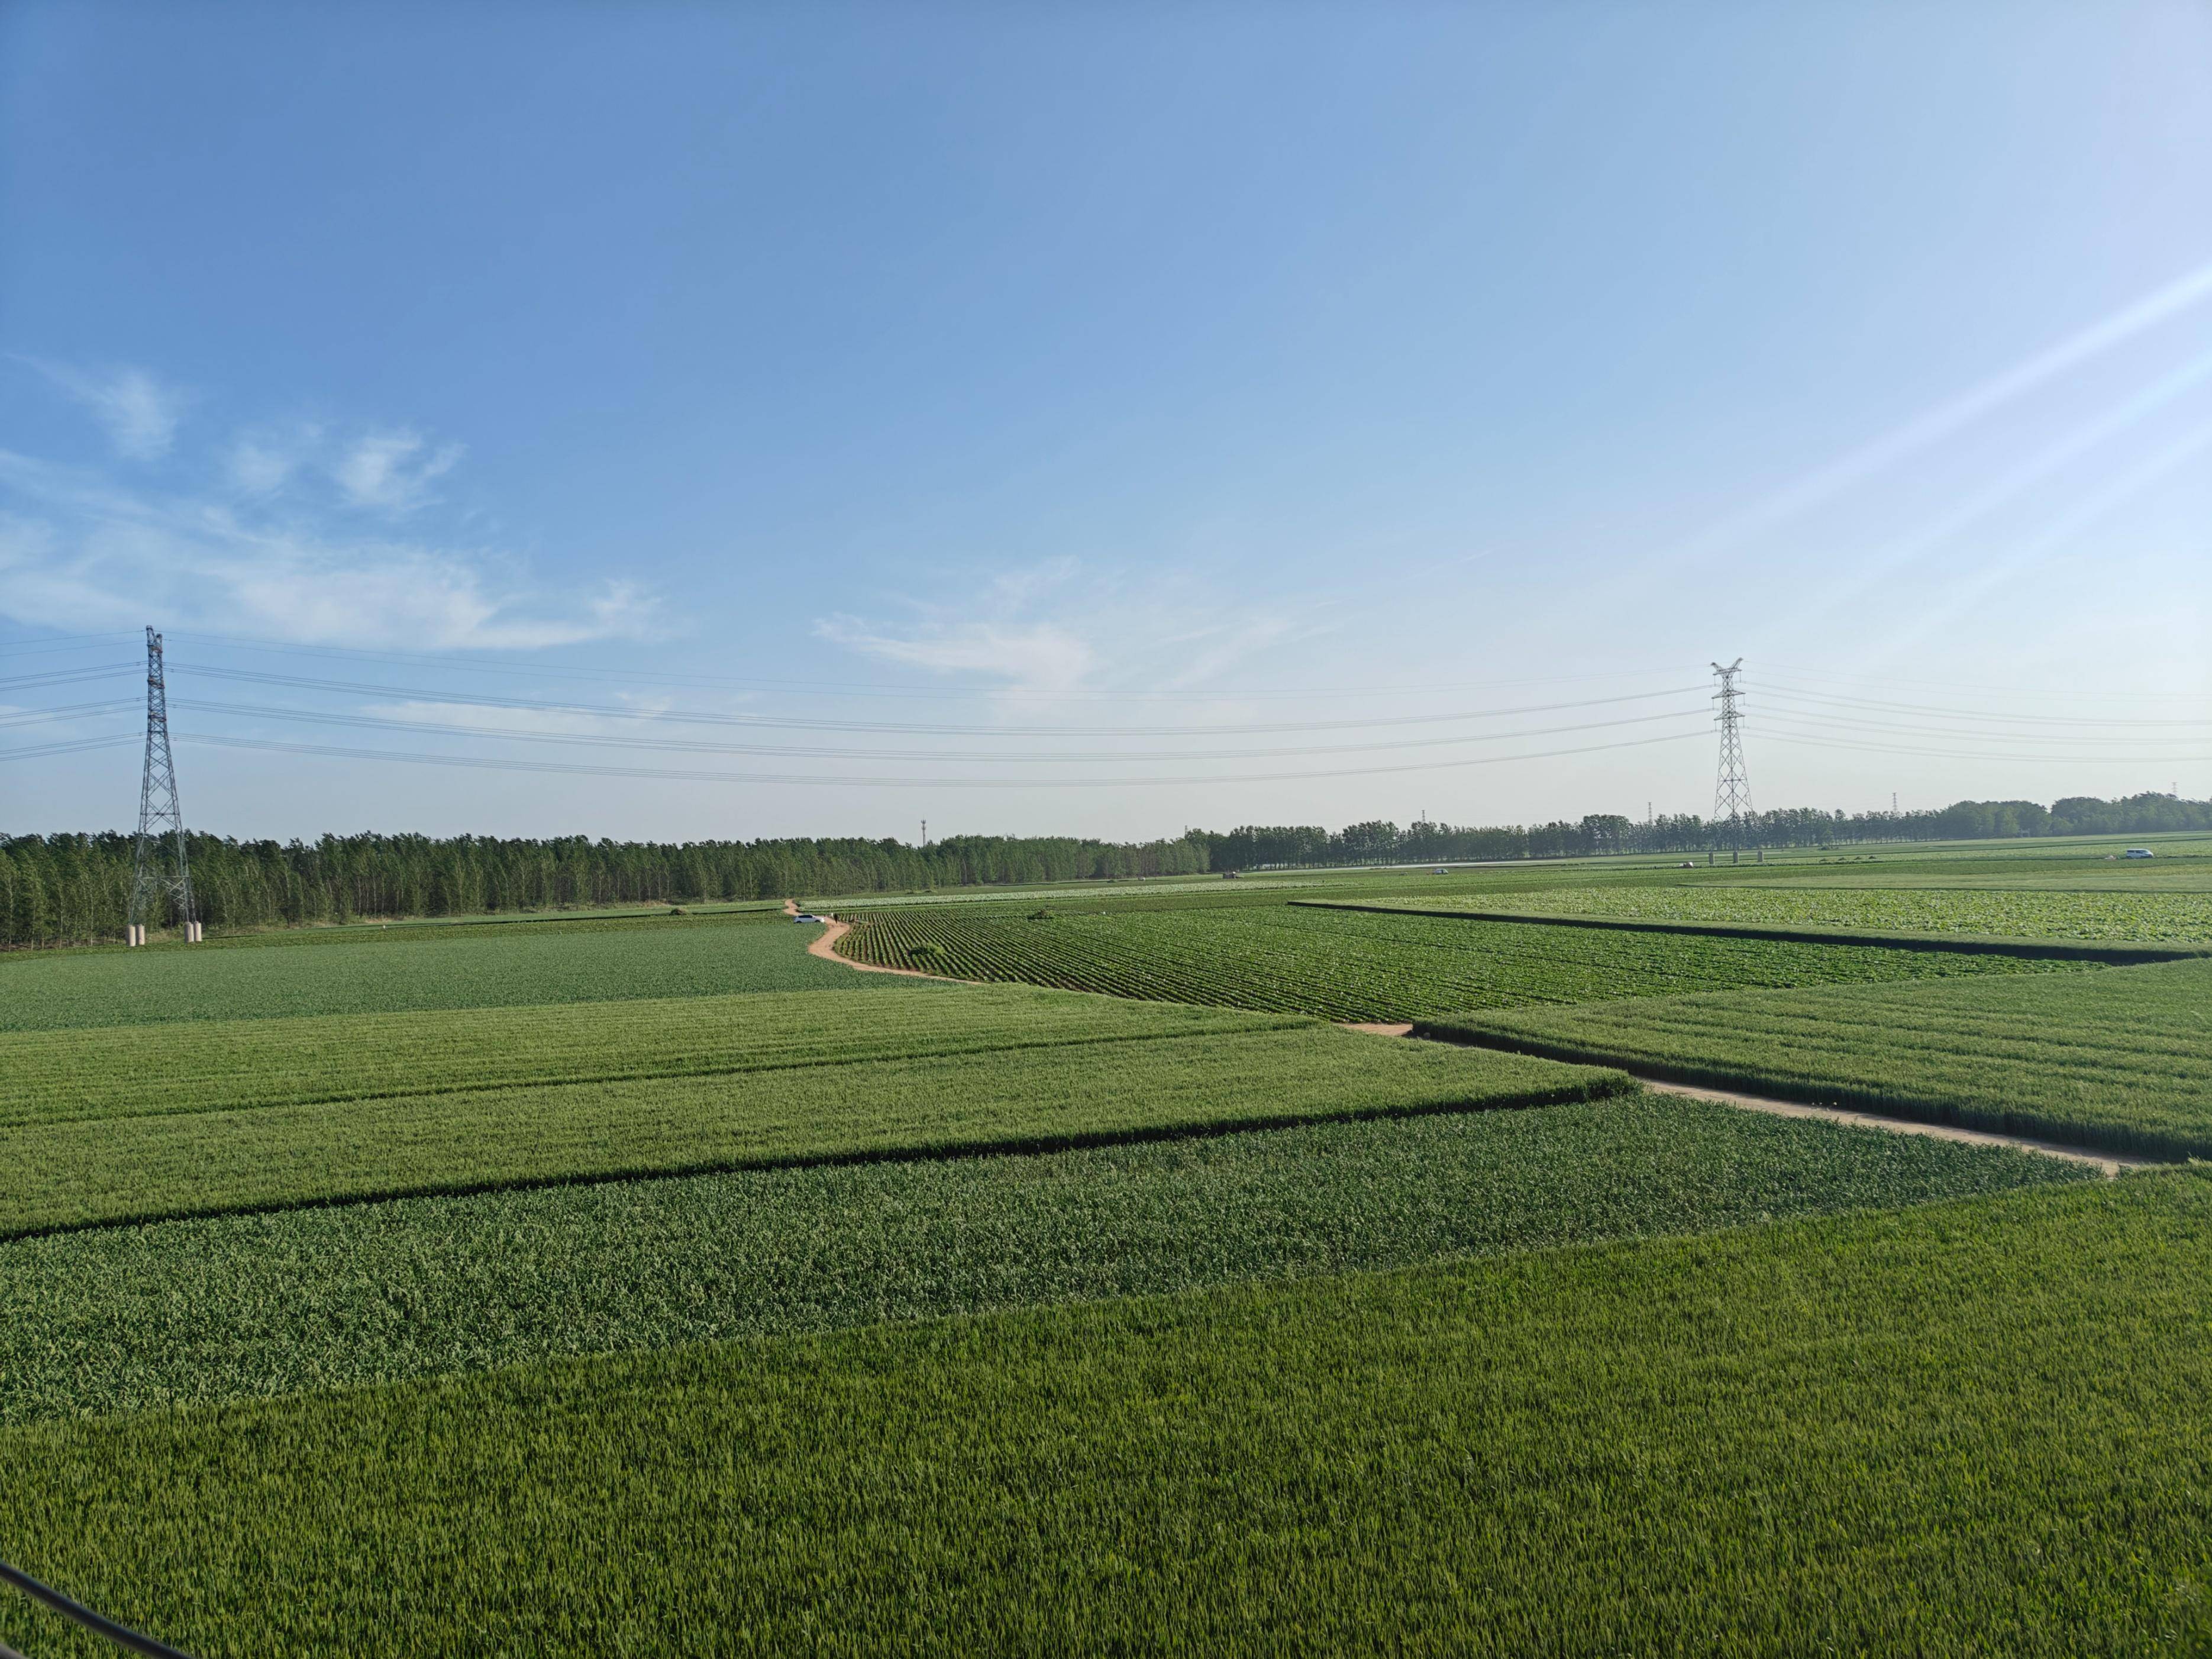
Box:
2, 792, 2205, 948
1200, 793, 2212, 869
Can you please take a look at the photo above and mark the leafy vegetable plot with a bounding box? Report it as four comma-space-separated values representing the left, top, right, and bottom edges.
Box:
836, 903, 2078, 1021
1418, 883, 2212, 943
0, 986, 1288, 1129
0, 914, 909, 1034
1430, 955, 2212, 1158
4, 1173, 2207, 1658
0, 1024, 1627, 1237
0, 1094, 2081, 1427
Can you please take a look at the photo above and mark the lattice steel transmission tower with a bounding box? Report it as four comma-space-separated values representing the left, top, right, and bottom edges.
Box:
127, 627, 196, 941
1711, 658, 1754, 853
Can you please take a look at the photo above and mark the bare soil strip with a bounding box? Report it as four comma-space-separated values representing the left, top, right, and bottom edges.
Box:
1638, 1080, 2160, 1177
1337, 1021, 2160, 1177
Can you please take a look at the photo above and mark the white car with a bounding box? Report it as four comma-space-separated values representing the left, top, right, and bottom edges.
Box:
2124, 848, 2155, 859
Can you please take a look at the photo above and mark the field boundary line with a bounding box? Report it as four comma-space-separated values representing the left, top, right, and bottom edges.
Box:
1343, 1022, 2166, 1174
1294, 900, 2210, 964
0, 1557, 195, 1658
3, 1021, 1315, 1132
1403, 1021, 2197, 1166
0, 1071, 1638, 1247
1636, 1081, 2157, 1176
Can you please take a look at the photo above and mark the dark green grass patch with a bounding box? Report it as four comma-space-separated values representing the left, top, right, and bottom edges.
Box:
0, 1094, 2084, 1426
0, 985, 1290, 1129
1428, 955, 2212, 1159
0, 915, 904, 1032
0, 1025, 1626, 1237
837, 902, 2080, 1022
4, 1172, 2208, 1657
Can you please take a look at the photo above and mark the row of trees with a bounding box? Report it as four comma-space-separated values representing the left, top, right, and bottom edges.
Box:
4, 793, 2205, 948
0, 830, 1212, 948
1199, 792, 2212, 868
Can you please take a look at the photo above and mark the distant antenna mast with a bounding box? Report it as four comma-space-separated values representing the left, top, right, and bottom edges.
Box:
1711, 659, 1754, 854
127, 627, 198, 944
920, 818, 928, 847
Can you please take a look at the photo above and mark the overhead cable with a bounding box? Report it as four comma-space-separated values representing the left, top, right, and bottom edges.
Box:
172, 727, 1708, 788
175, 664, 1708, 738
166, 697, 1708, 764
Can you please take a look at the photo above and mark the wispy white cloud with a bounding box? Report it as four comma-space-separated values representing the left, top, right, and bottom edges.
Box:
225, 423, 323, 497
817, 615, 1099, 691
0, 447, 659, 651
815, 557, 1320, 701
333, 428, 465, 513
33, 362, 188, 461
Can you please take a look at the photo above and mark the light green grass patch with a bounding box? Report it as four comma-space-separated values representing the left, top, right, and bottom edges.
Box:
0, 914, 907, 1032
837, 903, 2079, 1022
1427, 955, 2212, 1158
2, 1172, 2207, 1657
0, 1093, 2084, 1425
0, 1025, 1626, 1236
0, 985, 1287, 1128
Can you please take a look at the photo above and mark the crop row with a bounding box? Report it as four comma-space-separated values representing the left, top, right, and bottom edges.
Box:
0, 1093, 2082, 1427
1429, 955, 2212, 1159
0, 1023, 1626, 1237
0, 986, 1291, 1130
4, 1172, 2206, 1656
1426, 883, 2212, 943
835, 903, 2076, 1022
0, 914, 901, 1034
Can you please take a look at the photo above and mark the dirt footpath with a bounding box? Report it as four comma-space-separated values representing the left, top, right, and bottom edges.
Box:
787, 901, 957, 982
1337, 1022, 2158, 1177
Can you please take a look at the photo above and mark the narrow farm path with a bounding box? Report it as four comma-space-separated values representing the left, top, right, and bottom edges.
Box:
1339, 1024, 2161, 1177
787, 902, 959, 982
1637, 1080, 2159, 1177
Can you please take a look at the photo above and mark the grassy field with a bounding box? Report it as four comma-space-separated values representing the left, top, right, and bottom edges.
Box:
1428, 955, 2212, 1158
0, 1093, 2082, 1427
1, 1014, 1629, 1236
0, 984, 1287, 1127
9, 832, 2205, 1652
1413, 882, 2212, 943
0, 912, 897, 1031
834, 902, 2082, 1021
4, 1171, 2207, 1657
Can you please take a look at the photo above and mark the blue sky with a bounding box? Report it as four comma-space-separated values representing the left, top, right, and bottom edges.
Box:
4, 1, 2209, 842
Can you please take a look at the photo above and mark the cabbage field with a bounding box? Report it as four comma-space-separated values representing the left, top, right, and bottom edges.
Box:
1430, 956, 2212, 1158
7, 1170, 2206, 1656
1410, 883, 2212, 943
833, 901, 2080, 1021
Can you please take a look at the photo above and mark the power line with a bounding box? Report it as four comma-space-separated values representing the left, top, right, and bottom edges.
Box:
171, 726, 1709, 789
172, 663, 1707, 739
163, 696, 1707, 764
1760, 686, 2212, 729
164, 631, 1693, 703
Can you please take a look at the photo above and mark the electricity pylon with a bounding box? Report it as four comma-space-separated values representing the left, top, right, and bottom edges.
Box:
127, 627, 195, 937
1711, 658, 1754, 852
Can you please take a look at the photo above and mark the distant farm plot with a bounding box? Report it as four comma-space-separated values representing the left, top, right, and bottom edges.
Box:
1429, 956, 2212, 1160
1422, 883, 2212, 944
834, 904, 2082, 1022
0, 912, 895, 1032
0, 997, 1627, 1237
0, 1093, 2083, 1427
